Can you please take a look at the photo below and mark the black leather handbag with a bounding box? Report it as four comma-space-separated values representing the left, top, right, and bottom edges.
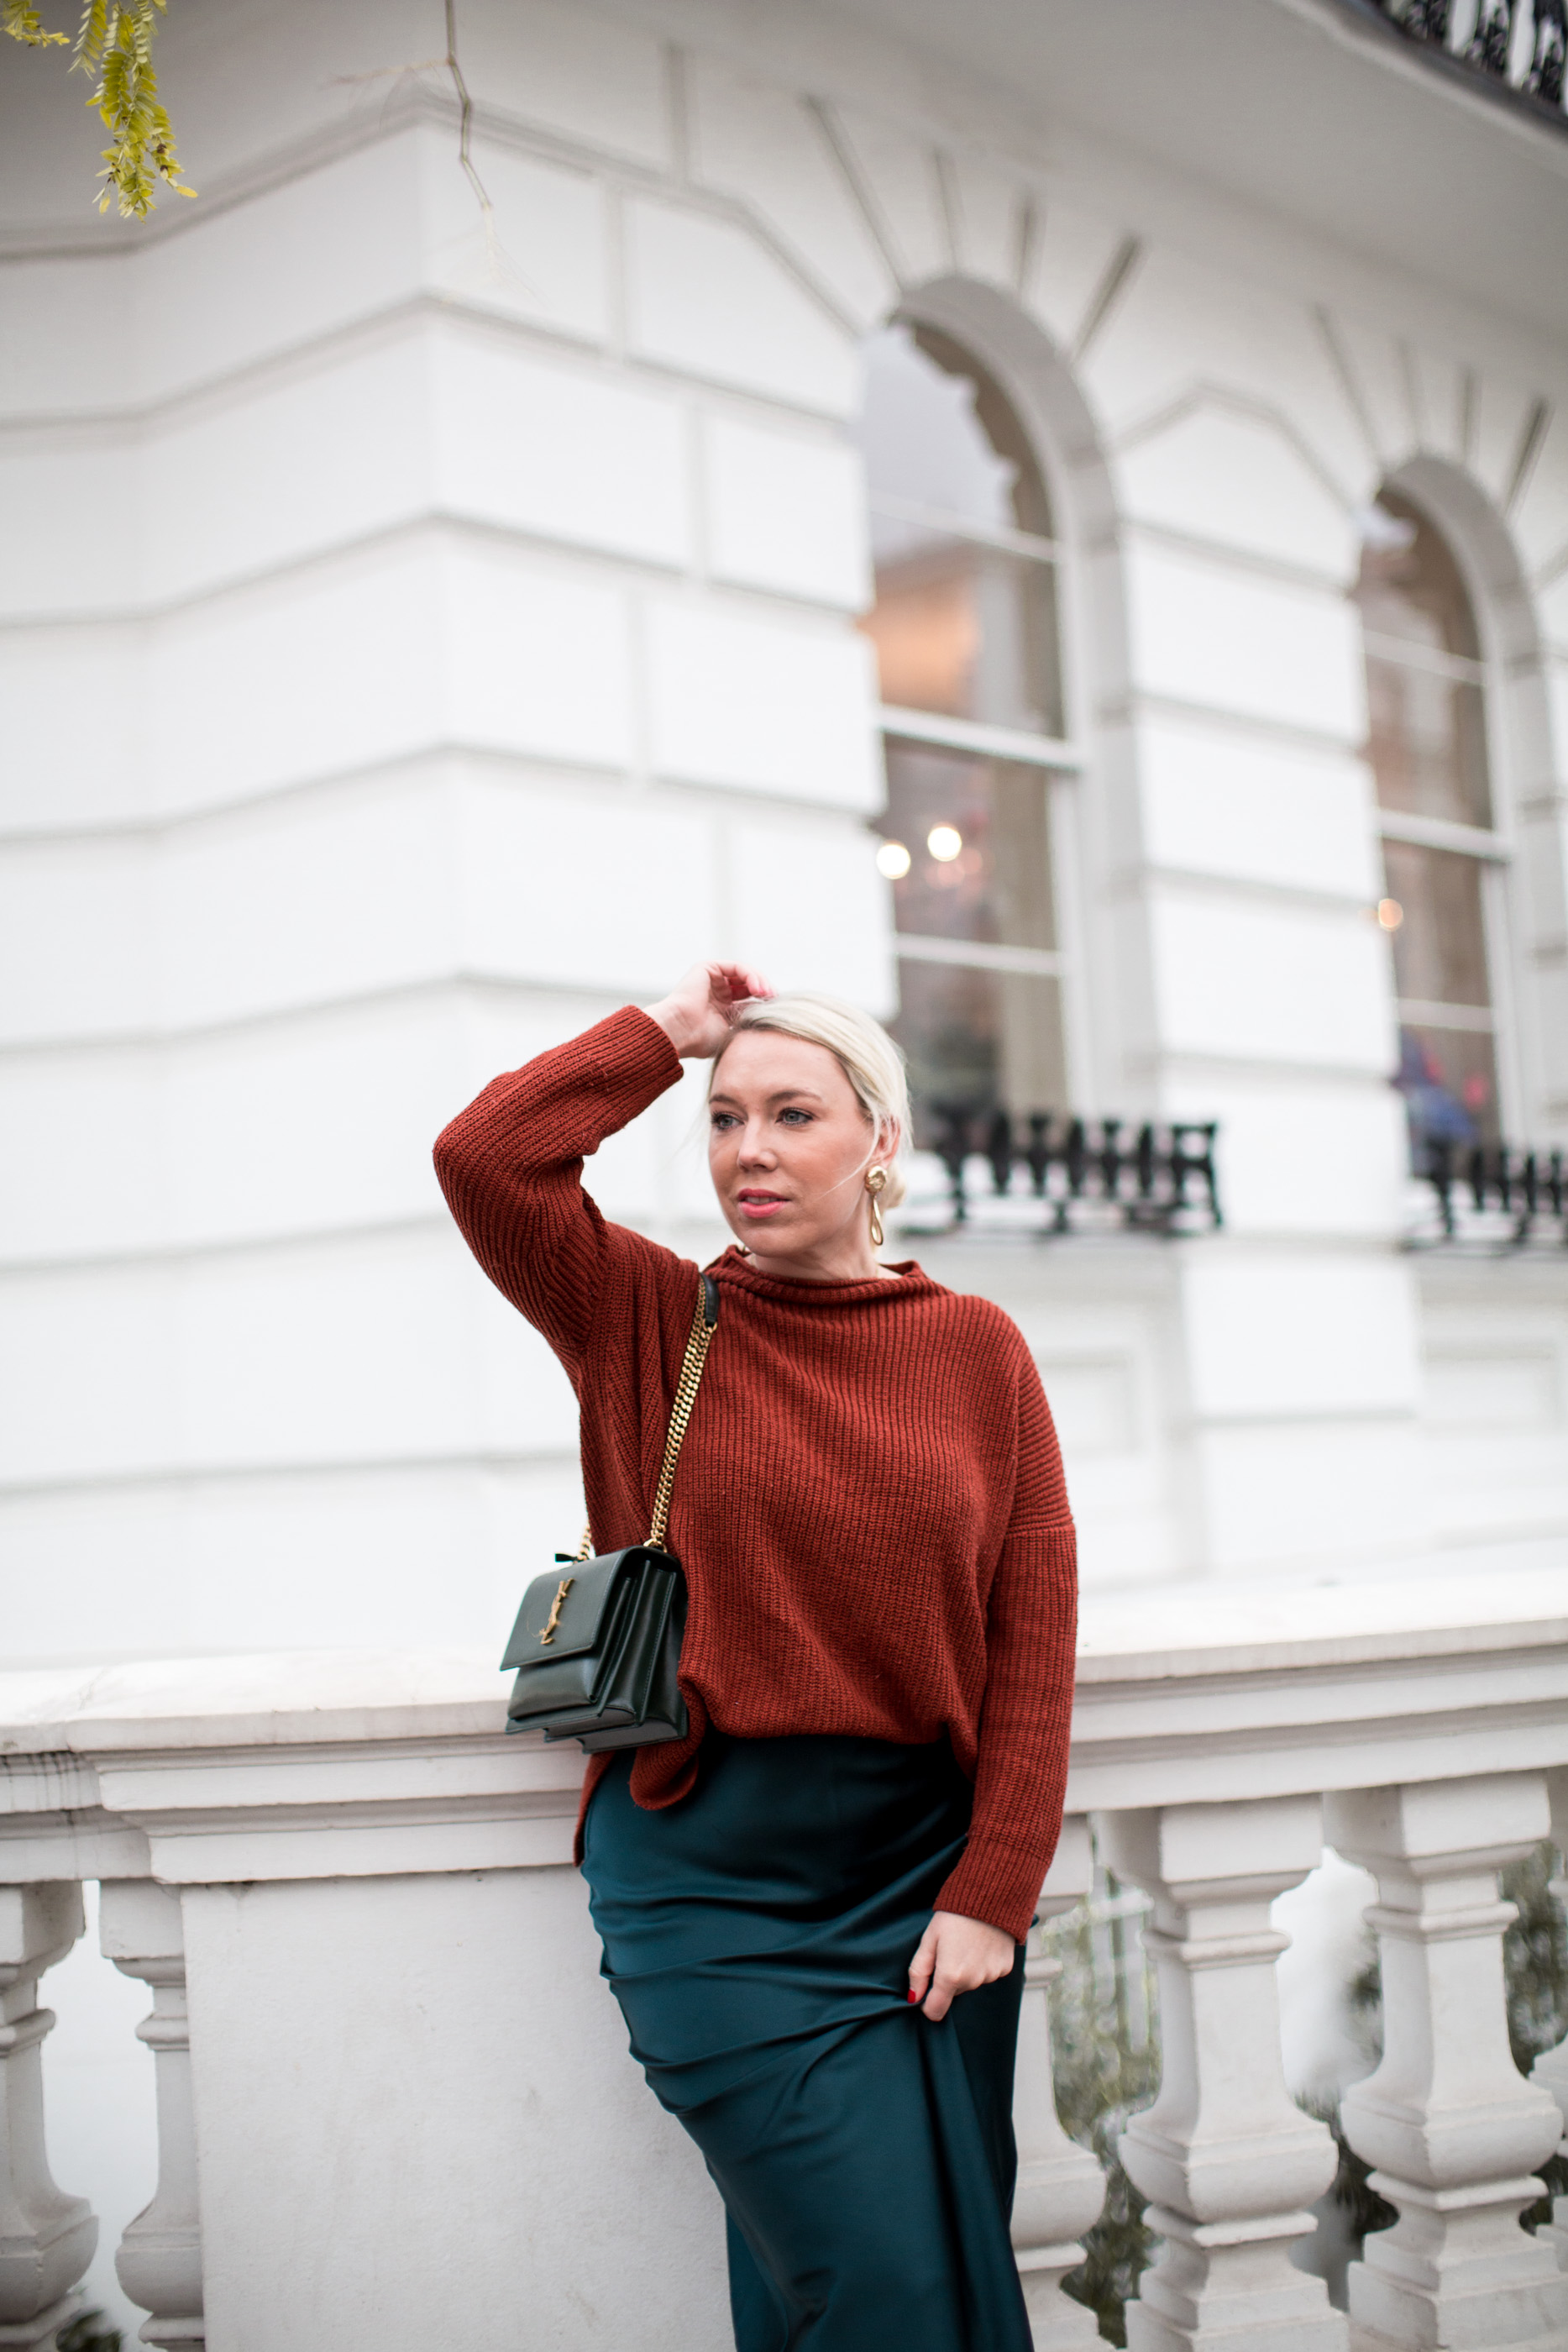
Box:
500, 1274, 717, 1750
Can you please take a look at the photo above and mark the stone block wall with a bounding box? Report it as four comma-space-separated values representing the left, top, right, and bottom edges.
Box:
2, 0, 1565, 1662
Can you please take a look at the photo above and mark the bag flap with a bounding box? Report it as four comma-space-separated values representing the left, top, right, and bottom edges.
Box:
501, 1550, 640, 1672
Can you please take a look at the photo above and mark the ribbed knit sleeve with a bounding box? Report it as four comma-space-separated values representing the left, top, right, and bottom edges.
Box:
432, 1005, 684, 1377
933, 1360, 1078, 1942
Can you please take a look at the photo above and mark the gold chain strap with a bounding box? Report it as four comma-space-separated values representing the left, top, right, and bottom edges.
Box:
647, 1279, 717, 1550
569, 1278, 716, 1562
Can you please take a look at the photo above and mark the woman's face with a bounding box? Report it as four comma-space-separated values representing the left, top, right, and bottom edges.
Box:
707, 1030, 892, 1265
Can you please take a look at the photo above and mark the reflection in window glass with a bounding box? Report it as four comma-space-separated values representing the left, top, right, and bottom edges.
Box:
877, 746, 1054, 953
1356, 492, 1499, 1150
1382, 841, 1492, 1013
862, 544, 1061, 733
873, 743, 1062, 1133
857, 325, 1062, 738
854, 323, 1069, 1135
1357, 490, 1490, 830
1364, 649, 1490, 832
892, 962, 1064, 1137
1396, 1026, 1498, 1149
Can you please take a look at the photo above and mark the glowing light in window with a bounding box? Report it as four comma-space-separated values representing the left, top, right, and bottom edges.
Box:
1377, 898, 1404, 931
876, 839, 912, 880
926, 824, 962, 863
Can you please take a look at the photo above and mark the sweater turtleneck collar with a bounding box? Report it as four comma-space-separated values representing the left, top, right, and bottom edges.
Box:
709, 1244, 942, 1306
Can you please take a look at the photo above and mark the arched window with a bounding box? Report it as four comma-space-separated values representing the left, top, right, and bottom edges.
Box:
1356, 490, 1508, 1152
854, 323, 1076, 1136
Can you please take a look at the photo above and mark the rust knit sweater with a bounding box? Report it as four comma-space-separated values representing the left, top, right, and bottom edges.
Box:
433, 1007, 1078, 1942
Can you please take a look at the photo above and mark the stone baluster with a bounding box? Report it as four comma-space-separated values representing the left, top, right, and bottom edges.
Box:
1100, 1796, 1345, 2352
1529, 1770, 1568, 2271
0, 1885, 97, 2352
1326, 1774, 1568, 2350
1011, 1817, 1108, 2349
98, 1883, 203, 2351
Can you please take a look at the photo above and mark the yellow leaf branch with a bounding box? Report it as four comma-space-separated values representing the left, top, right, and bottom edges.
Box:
3, 1, 68, 44
73, 0, 196, 216
4, 0, 195, 218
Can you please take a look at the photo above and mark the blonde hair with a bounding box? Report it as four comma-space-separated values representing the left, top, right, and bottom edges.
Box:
711, 992, 910, 1209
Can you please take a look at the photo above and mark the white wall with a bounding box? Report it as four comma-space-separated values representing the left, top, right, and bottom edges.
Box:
0, 18, 892, 1659
3, 0, 1567, 1680
183, 1866, 732, 2351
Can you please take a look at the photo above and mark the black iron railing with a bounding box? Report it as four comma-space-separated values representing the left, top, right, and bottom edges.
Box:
926, 1106, 1223, 1236
1417, 1137, 1568, 1246
1353, 0, 1566, 119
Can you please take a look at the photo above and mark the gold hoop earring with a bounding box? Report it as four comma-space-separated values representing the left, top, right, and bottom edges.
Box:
866, 1166, 888, 1251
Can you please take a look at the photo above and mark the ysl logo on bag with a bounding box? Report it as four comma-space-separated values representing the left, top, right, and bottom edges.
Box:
538, 1576, 574, 1646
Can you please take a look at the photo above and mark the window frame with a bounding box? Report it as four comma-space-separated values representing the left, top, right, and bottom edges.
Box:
866, 480, 1083, 1001
1359, 494, 1520, 1140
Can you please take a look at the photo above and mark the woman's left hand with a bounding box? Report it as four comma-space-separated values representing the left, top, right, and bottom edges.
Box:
908, 1909, 1017, 2020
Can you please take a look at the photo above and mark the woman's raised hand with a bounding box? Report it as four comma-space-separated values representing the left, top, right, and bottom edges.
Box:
907, 1909, 1017, 2022
646, 963, 774, 1059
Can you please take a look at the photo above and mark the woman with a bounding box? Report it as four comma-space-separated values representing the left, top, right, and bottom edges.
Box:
434, 961, 1077, 2352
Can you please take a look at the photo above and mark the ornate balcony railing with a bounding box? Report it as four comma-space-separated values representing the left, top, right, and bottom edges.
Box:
912, 1106, 1568, 1251
924, 1105, 1223, 1236
1411, 1136, 1568, 1248
1350, 0, 1567, 122
2, 1588, 1565, 2351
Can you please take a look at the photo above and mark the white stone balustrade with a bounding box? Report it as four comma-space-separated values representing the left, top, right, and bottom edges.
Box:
100, 1882, 203, 2350
1012, 1816, 1108, 2349
1103, 1796, 1345, 2351
0, 1887, 97, 2352
1325, 1777, 1568, 2352
0, 1572, 1563, 2352
1532, 1772, 1568, 2273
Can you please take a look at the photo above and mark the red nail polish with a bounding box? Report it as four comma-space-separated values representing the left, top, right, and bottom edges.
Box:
907, 1989, 919, 2003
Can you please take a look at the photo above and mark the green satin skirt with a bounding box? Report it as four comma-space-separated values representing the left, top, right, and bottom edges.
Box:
582, 1730, 1031, 2352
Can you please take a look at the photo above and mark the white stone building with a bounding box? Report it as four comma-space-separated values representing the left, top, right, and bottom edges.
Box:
2, 2, 1567, 2347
